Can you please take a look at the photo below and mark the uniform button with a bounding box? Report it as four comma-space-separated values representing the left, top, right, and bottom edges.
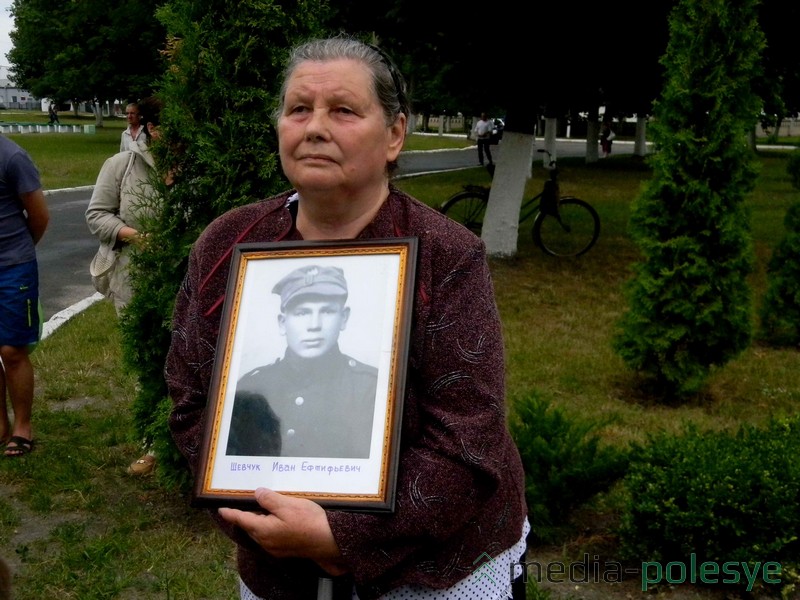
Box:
348, 359, 356, 367
287, 429, 295, 436
295, 396, 304, 406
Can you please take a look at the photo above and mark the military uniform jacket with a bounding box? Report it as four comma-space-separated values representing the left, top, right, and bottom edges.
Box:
166, 188, 527, 600
231, 346, 378, 458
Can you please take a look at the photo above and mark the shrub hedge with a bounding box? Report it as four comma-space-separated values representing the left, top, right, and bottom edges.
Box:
618, 417, 800, 592
509, 392, 629, 543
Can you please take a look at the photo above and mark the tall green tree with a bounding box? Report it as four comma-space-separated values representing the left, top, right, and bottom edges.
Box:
9, 0, 165, 112
613, 0, 763, 398
120, 0, 327, 488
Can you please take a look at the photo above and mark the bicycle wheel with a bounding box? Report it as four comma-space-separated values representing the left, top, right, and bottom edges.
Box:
440, 190, 489, 235
532, 196, 600, 257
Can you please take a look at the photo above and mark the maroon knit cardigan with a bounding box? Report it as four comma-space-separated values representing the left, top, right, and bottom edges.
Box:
165, 187, 527, 600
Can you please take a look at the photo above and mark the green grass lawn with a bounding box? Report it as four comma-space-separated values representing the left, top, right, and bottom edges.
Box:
0, 146, 795, 598
2, 110, 125, 189
0, 117, 471, 191
397, 152, 800, 440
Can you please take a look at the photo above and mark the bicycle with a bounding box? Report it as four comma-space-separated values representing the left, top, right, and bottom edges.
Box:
439, 150, 600, 257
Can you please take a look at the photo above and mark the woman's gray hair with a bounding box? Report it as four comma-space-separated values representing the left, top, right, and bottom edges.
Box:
273, 36, 410, 126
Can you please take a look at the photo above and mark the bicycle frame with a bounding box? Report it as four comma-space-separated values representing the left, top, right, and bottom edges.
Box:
519, 162, 560, 223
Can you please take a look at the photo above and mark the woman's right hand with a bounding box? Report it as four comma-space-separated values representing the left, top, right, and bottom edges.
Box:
117, 226, 141, 245
218, 487, 348, 576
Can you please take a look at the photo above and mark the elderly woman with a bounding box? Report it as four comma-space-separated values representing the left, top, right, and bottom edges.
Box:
166, 36, 528, 600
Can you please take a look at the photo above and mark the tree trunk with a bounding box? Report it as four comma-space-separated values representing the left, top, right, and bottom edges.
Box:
406, 112, 417, 135
94, 101, 104, 127
586, 120, 601, 163
584, 106, 600, 163
543, 117, 558, 164
482, 131, 536, 258
747, 127, 756, 151
634, 117, 648, 156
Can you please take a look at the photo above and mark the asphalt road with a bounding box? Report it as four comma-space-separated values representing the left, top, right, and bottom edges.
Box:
38, 138, 634, 322
37, 186, 99, 321
395, 137, 602, 177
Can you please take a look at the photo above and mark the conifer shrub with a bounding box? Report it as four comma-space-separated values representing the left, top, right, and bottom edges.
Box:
786, 150, 800, 190
613, 0, 763, 398
618, 417, 800, 592
758, 152, 800, 347
508, 392, 629, 543
119, 0, 326, 488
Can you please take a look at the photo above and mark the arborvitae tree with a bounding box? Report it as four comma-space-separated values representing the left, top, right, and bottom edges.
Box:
119, 0, 327, 488
613, 0, 763, 398
759, 152, 800, 347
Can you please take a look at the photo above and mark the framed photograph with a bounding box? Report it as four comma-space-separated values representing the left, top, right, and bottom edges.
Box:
193, 238, 418, 512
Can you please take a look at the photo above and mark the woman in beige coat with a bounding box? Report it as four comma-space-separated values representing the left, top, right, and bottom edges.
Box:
86, 97, 162, 313
85, 96, 162, 476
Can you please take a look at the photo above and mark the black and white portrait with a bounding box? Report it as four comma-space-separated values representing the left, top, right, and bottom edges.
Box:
196, 239, 416, 510
227, 264, 378, 458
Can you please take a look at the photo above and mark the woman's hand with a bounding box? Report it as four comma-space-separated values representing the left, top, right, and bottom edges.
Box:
117, 226, 142, 245
218, 487, 348, 576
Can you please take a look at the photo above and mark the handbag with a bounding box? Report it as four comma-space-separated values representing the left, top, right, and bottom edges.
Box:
89, 243, 119, 296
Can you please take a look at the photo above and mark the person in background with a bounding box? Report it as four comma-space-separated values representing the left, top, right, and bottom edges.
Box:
600, 120, 615, 158
47, 103, 60, 125
86, 95, 163, 476
166, 36, 528, 600
0, 131, 49, 457
472, 111, 494, 166
120, 102, 145, 152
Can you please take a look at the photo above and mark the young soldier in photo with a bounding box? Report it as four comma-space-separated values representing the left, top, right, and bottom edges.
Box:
229, 265, 377, 458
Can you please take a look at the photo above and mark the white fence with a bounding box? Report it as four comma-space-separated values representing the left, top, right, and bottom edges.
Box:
757, 118, 800, 138
0, 123, 94, 134
418, 115, 467, 134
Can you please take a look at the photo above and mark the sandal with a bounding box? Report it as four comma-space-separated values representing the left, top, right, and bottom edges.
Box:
4, 436, 33, 457
127, 454, 156, 476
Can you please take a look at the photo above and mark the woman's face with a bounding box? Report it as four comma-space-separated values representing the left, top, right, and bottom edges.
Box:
277, 58, 405, 197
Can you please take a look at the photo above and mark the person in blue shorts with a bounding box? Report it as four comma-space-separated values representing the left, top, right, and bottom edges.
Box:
0, 134, 49, 457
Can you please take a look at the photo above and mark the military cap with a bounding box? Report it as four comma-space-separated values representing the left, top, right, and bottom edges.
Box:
272, 265, 348, 310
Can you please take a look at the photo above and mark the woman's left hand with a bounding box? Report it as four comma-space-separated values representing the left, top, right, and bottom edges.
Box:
218, 487, 348, 576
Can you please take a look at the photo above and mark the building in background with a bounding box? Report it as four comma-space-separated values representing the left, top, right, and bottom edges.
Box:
0, 78, 39, 110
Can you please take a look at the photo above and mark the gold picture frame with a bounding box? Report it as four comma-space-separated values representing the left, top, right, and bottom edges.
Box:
193, 238, 417, 512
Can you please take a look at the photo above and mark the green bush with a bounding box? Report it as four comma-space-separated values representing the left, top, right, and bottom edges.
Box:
786, 149, 800, 190
508, 393, 629, 543
613, 0, 761, 397
618, 418, 800, 585
759, 201, 800, 347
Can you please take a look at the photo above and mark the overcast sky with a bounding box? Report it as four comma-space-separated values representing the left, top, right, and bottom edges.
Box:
0, 2, 13, 75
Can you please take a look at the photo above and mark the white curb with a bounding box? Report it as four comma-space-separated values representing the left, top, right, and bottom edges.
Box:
41, 292, 105, 340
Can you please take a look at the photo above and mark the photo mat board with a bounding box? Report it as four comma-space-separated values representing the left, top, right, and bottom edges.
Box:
193, 238, 418, 511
